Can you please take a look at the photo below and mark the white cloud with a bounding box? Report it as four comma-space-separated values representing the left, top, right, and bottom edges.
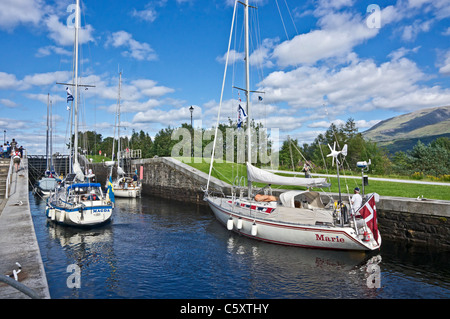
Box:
401, 19, 433, 41
131, 79, 175, 97
36, 45, 72, 57
45, 14, 95, 46
258, 54, 450, 114
0, 98, 19, 108
438, 50, 450, 75
106, 31, 158, 61
22, 71, 72, 87
272, 12, 378, 66
0, 72, 22, 90
24, 93, 65, 104
131, 7, 158, 22
133, 107, 193, 126
0, 0, 44, 30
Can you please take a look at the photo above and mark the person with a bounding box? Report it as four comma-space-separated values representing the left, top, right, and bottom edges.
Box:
10, 138, 17, 150
3, 143, 8, 158
303, 161, 311, 178
19, 146, 23, 158
0, 144, 2, 158
255, 194, 278, 202
87, 190, 98, 201
13, 147, 21, 172
351, 187, 363, 213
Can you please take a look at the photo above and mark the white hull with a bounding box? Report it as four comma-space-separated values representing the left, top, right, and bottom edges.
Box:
206, 196, 381, 251
46, 201, 112, 227
113, 186, 141, 198
46, 182, 113, 227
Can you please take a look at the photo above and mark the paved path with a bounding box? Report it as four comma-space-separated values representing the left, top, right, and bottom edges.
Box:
0, 159, 50, 299
269, 170, 450, 186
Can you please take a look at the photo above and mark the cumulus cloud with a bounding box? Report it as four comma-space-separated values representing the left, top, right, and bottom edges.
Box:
35, 45, 72, 57
45, 14, 95, 46
0, 72, 22, 90
106, 30, 158, 61
0, 0, 44, 30
0, 98, 19, 108
438, 50, 450, 75
273, 12, 378, 66
258, 55, 450, 113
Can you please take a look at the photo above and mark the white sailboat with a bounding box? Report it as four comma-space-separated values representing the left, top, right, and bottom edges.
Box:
35, 93, 61, 197
107, 71, 141, 198
204, 0, 381, 251
46, 0, 113, 227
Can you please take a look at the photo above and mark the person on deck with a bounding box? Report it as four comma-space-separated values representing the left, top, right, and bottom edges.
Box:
351, 187, 363, 214
255, 194, 278, 202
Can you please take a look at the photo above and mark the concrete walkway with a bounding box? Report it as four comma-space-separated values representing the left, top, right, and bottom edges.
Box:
0, 158, 50, 299
269, 169, 450, 186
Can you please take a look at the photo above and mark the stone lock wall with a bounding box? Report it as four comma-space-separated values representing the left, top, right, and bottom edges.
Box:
377, 197, 450, 249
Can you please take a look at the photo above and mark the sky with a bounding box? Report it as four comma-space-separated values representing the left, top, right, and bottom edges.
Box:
0, 0, 449, 156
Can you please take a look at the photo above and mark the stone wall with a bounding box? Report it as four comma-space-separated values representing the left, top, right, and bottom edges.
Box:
92, 157, 450, 249
377, 197, 450, 249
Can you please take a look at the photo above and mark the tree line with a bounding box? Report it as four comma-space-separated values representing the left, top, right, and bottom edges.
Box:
75, 117, 450, 179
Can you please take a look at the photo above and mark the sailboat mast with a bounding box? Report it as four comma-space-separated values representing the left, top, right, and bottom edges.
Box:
46, 93, 50, 172
50, 99, 54, 172
73, 0, 80, 165
117, 72, 122, 166
244, 0, 252, 198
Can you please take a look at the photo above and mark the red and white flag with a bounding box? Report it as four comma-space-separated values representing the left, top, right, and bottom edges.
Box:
358, 193, 379, 244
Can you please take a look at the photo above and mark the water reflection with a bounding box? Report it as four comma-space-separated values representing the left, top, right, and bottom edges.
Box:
30, 192, 450, 299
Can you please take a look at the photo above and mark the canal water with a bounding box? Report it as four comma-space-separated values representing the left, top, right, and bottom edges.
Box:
30, 192, 450, 299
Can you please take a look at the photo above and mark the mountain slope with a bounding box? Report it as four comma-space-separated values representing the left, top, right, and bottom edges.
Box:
363, 105, 450, 153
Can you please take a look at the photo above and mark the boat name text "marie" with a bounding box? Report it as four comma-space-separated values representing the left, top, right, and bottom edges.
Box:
315, 234, 344, 243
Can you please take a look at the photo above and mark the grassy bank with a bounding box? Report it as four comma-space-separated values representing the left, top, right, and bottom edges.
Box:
176, 158, 450, 201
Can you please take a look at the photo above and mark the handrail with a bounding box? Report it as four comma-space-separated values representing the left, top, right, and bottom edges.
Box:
0, 275, 41, 299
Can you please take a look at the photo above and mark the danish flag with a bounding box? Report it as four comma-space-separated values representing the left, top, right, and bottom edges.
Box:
358, 193, 380, 244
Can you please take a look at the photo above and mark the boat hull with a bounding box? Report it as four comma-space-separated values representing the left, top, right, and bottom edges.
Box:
113, 187, 141, 198
207, 196, 380, 251
46, 202, 112, 227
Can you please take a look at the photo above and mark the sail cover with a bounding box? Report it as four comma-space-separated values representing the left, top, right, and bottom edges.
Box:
246, 162, 330, 188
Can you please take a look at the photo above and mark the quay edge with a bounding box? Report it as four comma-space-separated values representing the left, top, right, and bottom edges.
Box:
0, 157, 50, 299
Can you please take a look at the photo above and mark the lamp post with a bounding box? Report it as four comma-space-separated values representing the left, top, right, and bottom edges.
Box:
3, 130, 5, 144
189, 106, 194, 158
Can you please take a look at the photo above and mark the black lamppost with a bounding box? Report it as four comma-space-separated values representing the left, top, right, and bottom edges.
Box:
189, 106, 194, 157
3, 130, 5, 143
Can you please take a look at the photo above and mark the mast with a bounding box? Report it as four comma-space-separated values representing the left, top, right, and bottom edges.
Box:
46, 93, 50, 173
244, 0, 252, 198
73, 0, 80, 166
50, 99, 54, 173
117, 71, 122, 170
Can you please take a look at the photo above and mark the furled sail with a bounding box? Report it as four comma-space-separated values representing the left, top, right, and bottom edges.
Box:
246, 162, 330, 188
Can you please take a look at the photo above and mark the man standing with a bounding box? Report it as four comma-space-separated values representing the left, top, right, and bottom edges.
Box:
351, 187, 363, 213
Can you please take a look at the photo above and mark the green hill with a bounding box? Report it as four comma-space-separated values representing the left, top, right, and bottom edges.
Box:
363, 105, 450, 153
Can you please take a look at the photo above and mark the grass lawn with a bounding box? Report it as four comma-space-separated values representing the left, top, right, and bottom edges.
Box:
176, 157, 450, 201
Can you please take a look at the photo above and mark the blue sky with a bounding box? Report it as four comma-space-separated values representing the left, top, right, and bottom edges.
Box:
0, 0, 449, 155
